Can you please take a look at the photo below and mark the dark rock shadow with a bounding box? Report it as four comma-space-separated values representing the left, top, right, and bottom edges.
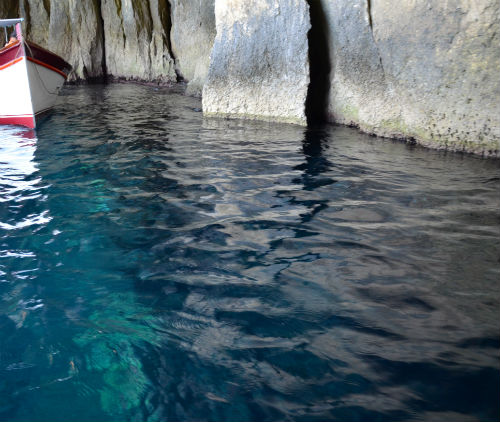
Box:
305, 0, 332, 125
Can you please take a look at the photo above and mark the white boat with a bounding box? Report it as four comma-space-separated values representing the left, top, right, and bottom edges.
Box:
0, 18, 71, 129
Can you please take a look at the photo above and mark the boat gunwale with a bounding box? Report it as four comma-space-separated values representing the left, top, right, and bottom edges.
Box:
27, 56, 68, 80
0, 40, 21, 56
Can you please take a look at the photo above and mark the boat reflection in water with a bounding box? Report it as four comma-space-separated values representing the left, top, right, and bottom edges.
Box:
0, 127, 49, 233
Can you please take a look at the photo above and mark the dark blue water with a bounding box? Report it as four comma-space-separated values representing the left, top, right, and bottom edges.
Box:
1, 84, 499, 422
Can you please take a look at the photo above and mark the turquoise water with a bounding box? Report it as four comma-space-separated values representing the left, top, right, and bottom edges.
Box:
1, 84, 499, 421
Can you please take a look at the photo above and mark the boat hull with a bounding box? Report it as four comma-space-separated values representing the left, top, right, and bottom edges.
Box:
0, 41, 70, 129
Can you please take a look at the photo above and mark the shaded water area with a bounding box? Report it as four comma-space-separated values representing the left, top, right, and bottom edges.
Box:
1, 85, 499, 421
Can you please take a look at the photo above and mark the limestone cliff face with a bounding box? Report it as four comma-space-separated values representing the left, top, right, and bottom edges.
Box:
0, 0, 18, 20
44, 0, 104, 81
4, 0, 177, 83
1, 0, 498, 155
170, 0, 215, 96
6, 0, 104, 81
202, 0, 499, 154
101, 0, 176, 83
202, 0, 311, 125
320, 0, 500, 155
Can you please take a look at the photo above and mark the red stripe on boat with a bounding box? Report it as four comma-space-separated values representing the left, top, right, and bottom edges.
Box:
0, 56, 24, 71
25, 41, 71, 77
0, 115, 35, 129
27, 56, 68, 79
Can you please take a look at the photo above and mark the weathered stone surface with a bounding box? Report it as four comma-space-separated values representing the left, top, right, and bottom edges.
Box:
203, 0, 311, 125
47, 0, 104, 81
19, 0, 50, 48
2, 0, 104, 81
321, 0, 500, 155
4, 0, 499, 155
0, 0, 19, 21
170, 0, 216, 96
100, 0, 176, 83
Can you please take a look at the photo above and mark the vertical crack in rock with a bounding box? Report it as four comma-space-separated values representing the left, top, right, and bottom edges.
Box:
112, 0, 126, 49
144, 0, 154, 76
305, 0, 331, 124
367, 0, 373, 29
143, 1, 153, 45
0, 0, 20, 20
97, 0, 108, 82
42, 0, 50, 18
159, 0, 182, 82
365, 0, 385, 75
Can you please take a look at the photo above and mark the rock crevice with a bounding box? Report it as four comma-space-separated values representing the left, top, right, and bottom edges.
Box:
305, 0, 331, 124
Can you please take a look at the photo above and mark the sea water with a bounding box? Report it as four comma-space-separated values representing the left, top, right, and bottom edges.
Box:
1, 84, 499, 421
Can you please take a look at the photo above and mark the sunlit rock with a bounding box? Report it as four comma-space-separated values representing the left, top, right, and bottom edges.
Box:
100, 0, 176, 83
203, 0, 311, 125
170, 0, 216, 96
5, 0, 104, 81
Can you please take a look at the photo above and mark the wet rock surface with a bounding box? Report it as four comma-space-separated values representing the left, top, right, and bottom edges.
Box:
322, 0, 500, 155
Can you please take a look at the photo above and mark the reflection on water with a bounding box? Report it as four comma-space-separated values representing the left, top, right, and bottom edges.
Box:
0, 85, 499, 422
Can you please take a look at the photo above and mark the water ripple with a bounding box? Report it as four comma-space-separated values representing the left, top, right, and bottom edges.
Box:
0, 85, 499, 422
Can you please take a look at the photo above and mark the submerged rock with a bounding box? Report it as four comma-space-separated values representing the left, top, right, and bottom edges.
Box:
170, 0, 216, 96
202, 0, 311, 125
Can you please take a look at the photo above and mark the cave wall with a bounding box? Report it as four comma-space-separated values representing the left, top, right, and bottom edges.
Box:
170, 0, 216, 95
202, 0, 499, 155
1, 0, 499, 155
14, 0, 105, 81
0, 0, 18, 20
100, 0, 176, 83
202, 0, 311, 125
2, 0, 181, 84
321, 0, 500, 155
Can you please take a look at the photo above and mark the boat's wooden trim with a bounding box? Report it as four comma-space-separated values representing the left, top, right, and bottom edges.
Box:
0, 40, 20, 54
0, 56, 23, 71
27, 56, 68, 79
25, 41, 71, 77
0, 41, 22, 66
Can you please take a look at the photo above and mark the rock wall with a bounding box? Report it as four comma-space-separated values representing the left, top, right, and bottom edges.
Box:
100, 0, 176, 83
45, 0, 104, 81
3, 0, 177, 83
0, 0, 18, 20
1, 0, 499, 155
202, 0, 311, 125
4, 0, 105, 82
320, 0, 500, 155
170, 0, 216, 96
